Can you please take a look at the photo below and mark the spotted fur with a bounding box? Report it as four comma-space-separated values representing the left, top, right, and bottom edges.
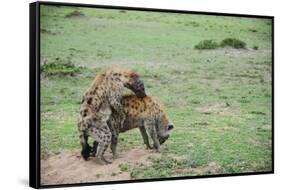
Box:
78, 66, 146, 164
92, 95, 175, 158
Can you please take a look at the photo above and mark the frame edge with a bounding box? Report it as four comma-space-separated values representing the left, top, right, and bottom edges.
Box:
32, 1, 275, 189
30, 1, 40, 189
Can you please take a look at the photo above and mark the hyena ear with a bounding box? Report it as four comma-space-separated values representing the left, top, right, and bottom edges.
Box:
129, 72, 139, 79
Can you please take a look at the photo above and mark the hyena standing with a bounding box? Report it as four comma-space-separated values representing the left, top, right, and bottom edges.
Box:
78, 66, 146, 164
92, 95, 175, 158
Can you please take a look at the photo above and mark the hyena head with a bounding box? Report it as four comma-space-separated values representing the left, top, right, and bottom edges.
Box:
110, 66, 146, 98
124, 75, 146, 98
123, 72, 146, 98
157, 111, 175, 145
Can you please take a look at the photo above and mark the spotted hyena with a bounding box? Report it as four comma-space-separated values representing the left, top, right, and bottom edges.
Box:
91, 95, 175, 158
78, 66, 146, 164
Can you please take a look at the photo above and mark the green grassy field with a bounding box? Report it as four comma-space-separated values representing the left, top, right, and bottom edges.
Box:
40, 5, 272, 178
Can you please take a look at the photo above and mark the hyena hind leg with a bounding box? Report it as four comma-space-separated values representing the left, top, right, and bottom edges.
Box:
91, 141, 99, 157
107, 115, 120, 158
97, 142, 111, 164
110, 129, 119, 159
88, 126, 112, 164
79, 133, 91, 160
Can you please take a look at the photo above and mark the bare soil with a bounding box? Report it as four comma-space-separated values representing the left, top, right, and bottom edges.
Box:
41, 149, 159, 185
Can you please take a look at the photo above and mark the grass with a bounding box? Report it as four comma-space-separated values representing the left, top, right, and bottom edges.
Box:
40, 5, 272, 178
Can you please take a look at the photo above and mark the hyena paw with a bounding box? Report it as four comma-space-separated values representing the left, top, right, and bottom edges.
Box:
81, 149, 90, 161
96, 157, 112, 165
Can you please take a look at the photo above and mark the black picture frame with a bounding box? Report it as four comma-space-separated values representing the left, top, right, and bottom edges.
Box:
30, 1, 274, 189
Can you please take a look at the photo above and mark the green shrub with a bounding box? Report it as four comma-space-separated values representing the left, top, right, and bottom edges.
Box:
65, 10, 85, 18
40, 28, 56, 35
249, 28, 258, 32
194, 40, 219, 50
41, 58, 83, 76
220, 38, 246, 49
253, 45, 259, 50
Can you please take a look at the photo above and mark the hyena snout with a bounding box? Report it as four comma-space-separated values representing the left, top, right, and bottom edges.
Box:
159, 123, 175, 144
159, 135, 169, 145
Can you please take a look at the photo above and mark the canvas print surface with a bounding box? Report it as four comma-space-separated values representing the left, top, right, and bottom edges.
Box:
39, 4, 272, 186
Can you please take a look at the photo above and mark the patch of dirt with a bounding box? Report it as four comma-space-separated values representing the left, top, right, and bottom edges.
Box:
223, 48, 269, 57
41, 149, 160, 185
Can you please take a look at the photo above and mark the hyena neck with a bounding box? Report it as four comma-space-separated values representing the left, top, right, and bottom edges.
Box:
84, 75, 124, 106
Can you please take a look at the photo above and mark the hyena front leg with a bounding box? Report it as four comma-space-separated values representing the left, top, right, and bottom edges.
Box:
139, 125, 153, 149
110, 128, 119, 159
109, 95, 126, 129
145, 121, 161, 152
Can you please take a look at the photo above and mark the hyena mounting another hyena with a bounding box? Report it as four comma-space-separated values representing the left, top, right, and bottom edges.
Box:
91, 95, 175, 158
77, 66, 146, 164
